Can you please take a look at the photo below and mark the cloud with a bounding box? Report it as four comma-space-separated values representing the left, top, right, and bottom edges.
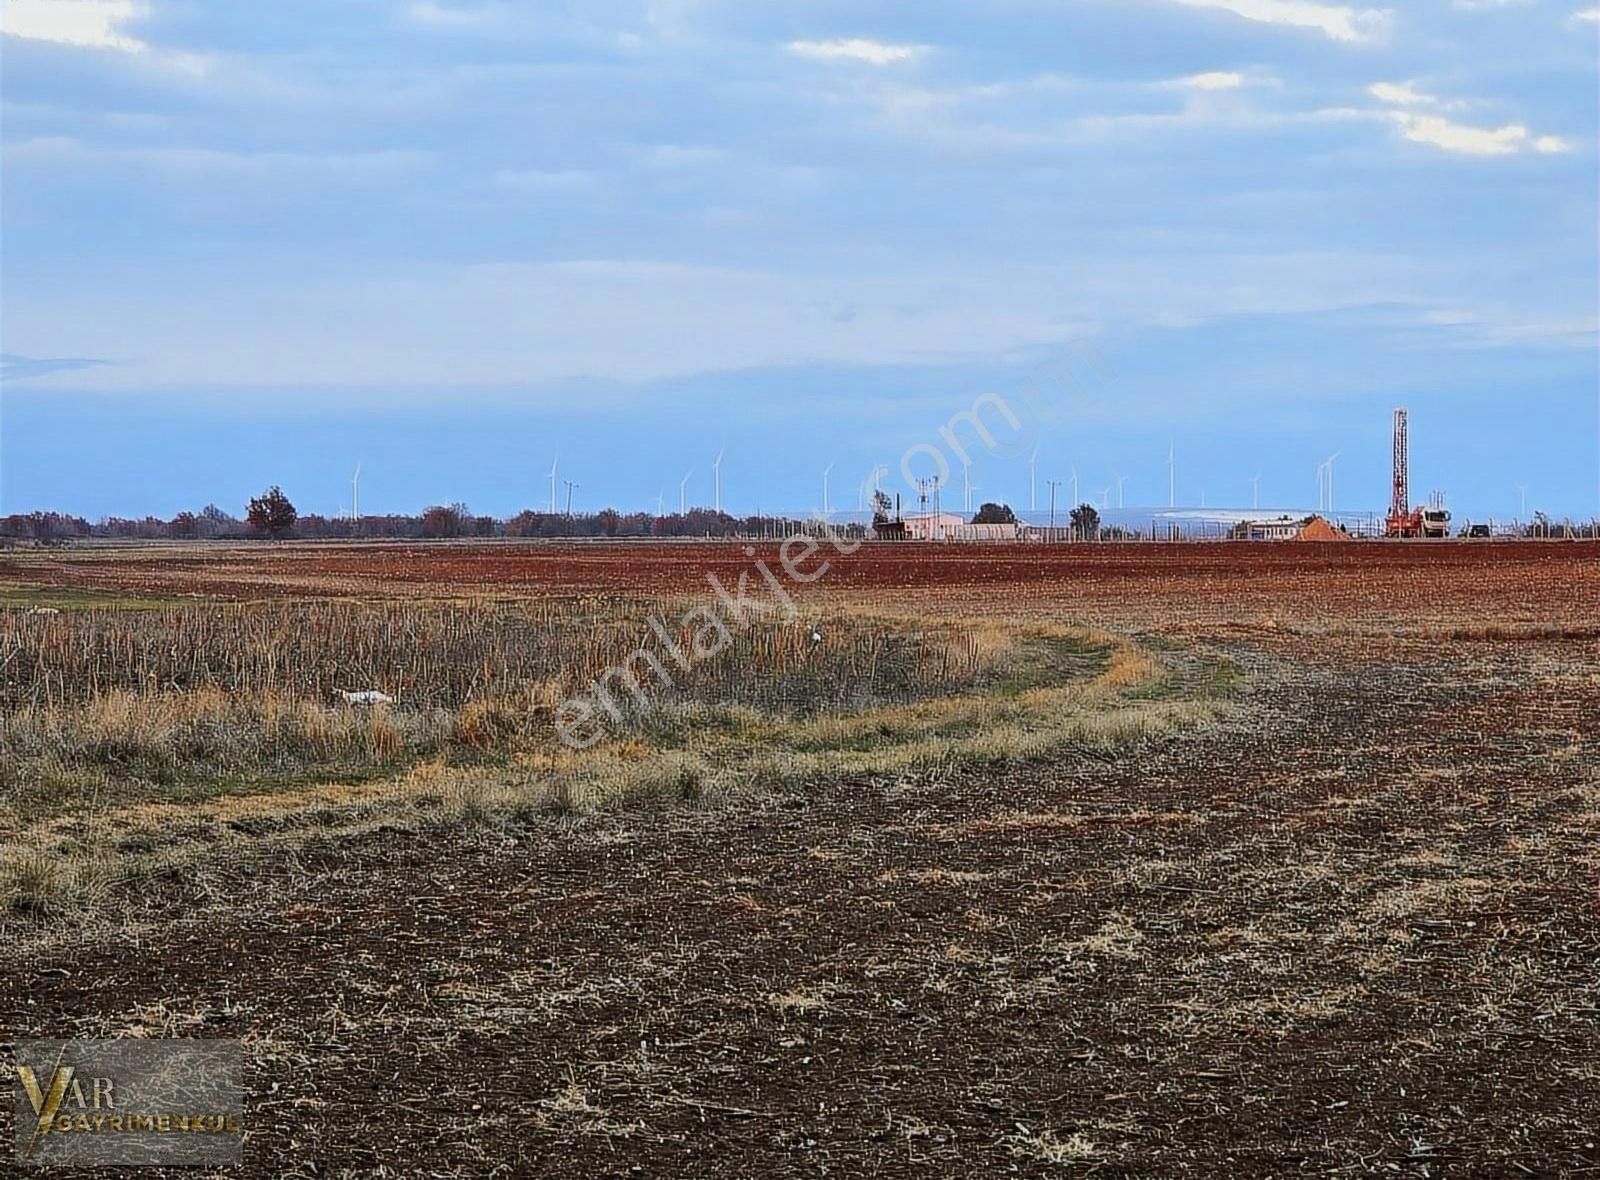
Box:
1168, 0, 1388, 42
2, 0, 147, 52
1179, 70, 1247, 90
405, 2, 493, 29
1390, 112, 1528, 155
1367, 81, 1433, 106
1368, 82, 1572, 157
0, 353, 110, 382
787, 38, 923, 66
1571, 6, 1600, 20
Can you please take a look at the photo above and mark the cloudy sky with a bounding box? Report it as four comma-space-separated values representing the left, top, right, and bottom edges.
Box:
2, 0, 1596, 520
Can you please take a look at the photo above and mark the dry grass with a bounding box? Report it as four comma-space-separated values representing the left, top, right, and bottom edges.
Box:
0, 598, 990, 711
0, 599, 1229, 920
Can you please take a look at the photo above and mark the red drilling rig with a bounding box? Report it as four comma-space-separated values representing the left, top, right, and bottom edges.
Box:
1385, 407, 1451, 538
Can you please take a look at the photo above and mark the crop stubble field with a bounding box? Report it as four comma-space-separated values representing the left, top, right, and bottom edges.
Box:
1, 540, 1597, 1177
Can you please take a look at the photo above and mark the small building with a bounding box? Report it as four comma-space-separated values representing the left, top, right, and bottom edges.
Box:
1232, 514, 1350, 542
951, 522, 1022, 542
903, 512, 968, 542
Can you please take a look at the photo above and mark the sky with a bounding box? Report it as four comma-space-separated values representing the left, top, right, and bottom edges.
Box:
2, 0, 1597, 522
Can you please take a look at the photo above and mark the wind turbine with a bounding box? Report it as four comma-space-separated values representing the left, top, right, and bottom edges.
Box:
1100, 485, 1112, 511
1251, 474, 1261, 511
656, 489, 665, 517
1115, 473, 1128, 509
1071, 466, 1080, 509
1029, 445, 1039, 514
962, 460, 973, 513
563, 479, 579, 516
549, 455, 559, 515
679, 470, 693, 515
1168, 440, 1175, 509
1514, 482, 1528, 518
713, 448, 725, 514
822, 463, 834, 516
351, 461, 362, 526
1322, 451, 1342, 514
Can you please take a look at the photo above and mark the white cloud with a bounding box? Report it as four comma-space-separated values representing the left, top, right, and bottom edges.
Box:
1571, 6, 1600, 20
1181, 70, 1247, 90
1390, 112, 1528, 155
405, 2, 492, 29
1368, 83, 1573, 156
2, 0, 147, 52
1169, 0, 1388, 42
787, 38, 923, 66
1368, 81, 1433, 106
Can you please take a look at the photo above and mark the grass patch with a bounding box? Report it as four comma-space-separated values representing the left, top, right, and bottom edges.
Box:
1, 604, 1233, 919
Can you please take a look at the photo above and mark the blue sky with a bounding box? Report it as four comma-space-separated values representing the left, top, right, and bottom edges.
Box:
2, 0, 1596, 521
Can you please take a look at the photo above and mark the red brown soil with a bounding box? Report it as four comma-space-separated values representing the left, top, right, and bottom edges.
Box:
4, 540, 1596, 628
2, 544, 1597, 1177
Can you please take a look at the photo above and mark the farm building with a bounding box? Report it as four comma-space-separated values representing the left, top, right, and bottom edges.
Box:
902, 514, 1023, 542
1231, 514, 1350, 542
953, 521, 1023, 542
903, 512, 968, 541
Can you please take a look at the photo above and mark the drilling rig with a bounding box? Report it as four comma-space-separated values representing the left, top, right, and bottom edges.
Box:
1384, 407, 1451, 538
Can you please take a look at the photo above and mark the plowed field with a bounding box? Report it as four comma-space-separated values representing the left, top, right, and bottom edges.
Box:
2, 541, 1597, 1177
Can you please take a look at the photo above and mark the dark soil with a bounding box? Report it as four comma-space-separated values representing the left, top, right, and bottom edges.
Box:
4, 622, 1597, 1177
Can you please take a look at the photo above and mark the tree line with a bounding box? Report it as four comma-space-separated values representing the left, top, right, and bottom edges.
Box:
0, 488, 874, 544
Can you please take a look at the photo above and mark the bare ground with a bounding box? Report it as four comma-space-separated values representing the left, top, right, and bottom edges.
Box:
4, 619, 1598, 1177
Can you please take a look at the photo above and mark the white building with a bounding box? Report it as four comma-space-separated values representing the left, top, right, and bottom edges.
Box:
903, 512, 968, 541
902, 513, 1021, 542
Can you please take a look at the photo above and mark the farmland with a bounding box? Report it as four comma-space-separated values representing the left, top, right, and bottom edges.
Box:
1, 540, 1597, 1176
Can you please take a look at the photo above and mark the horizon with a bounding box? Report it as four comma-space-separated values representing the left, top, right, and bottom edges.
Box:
3, 1, 1598, 519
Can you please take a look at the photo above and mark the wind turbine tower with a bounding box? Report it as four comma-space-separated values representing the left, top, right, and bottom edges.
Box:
713, 448, 725, 514
680, 470, 693, 515
822, 463, 834, 516
351, 461, 362, 526
549, 455, 559, 515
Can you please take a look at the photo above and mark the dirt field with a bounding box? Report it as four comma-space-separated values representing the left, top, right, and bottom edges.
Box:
2, 541, 1598, 1176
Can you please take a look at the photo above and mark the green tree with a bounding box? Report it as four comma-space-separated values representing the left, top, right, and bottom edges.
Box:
870, 489, 894, 526
246, 487, 298, 538
1069, 503, 1100, 536
972, 502, 1016, 525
